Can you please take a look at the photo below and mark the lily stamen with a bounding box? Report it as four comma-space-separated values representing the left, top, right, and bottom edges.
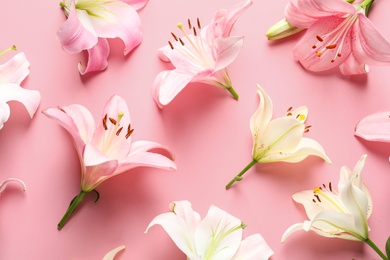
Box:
116, 127, 123, 136
188, 18, 192, 30
109, 117, 117, 125
197, 17, 201, 29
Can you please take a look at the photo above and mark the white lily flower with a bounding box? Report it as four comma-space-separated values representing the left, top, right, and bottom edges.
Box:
282, 154, 372, 242
146, 200, 273, 260
226, 85, 331, 189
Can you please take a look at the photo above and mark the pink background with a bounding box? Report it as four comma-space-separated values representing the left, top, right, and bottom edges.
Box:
1, 0, 390, 259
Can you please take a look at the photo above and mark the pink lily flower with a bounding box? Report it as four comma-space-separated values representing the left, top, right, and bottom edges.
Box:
153, 0, 253, 108
146, 200, 274, 259
269, 0, 390, 75
42, 95, 176, 229
57, 0, 147, 75
0, 46, 41, 129
0, 178, 26, 195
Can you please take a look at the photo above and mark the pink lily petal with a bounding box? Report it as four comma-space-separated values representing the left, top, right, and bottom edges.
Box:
122, 0, 148, 10
214, 36, 244, 71
42, 105, 94, 155
285, 0, 355, 28
57, 1, 97, 54
339, 52, 369, 75
0, 83, 41, 119
85, 2, 142, 55
92, 95, 132, 160
208, 0, 253, 38
152, 70, 193, 108
0, 103, 10, 129
232, 234, 274, 260
353, 13, 390, 65
145, 201, 201, 259
293, 16, 351, 72
79, 38, 110, 75
0, 178, 26, 193
116, 151, 177, 174
130, 140, 174, 159
0, 52, 29, 85
82, 144, 118, 191
355, 111, 390, 142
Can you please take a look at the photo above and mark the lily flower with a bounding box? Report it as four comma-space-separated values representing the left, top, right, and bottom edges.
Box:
42, 95, 176, 229
0, 178, 26, 195
57, 0, 147, 74
152, 0, 252, 108
146, 200, 273, 260
282, 155, 388, 260
266, 0, 390, 75
226, 85, 331, 189
0, 46, 41, 129
103, 245, 125, 260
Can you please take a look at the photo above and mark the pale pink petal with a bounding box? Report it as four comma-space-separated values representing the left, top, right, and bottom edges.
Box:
152, 70, 193, 108
79, 38, 110, 75
115, 151, 176, 174
102, 245, 125, 260
339, 52, 369, 75
57, 2, 97, 54
0, 103, 10, 129
353, 13, 390, 65
157, 45, 172, 62
293, 16, 351, 72
0, 52, 29, 85
0, 178, 26, 193
130, 140, 174, 159
92, 95, 132, 159
214, 36, 244, 71
122, 0, 148, 10
0, 84, 41, 119
355, 111, 390, 142
42, 105, 94, 154
195, 205, 242, 260
146, 200, 201, 259
82, 144, 118, 191
208, 0, 253, 38
232, 234, 274, 260
285, 0, 355, 28
86, 2, 142, 55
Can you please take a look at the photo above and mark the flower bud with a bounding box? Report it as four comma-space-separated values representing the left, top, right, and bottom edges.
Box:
266, 18, 303, 40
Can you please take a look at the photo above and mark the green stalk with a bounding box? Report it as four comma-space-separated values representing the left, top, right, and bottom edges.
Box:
226, 160, 257, 189
365, 238, 388, 260
227, 86, 239, 100
57, 190, 87, 230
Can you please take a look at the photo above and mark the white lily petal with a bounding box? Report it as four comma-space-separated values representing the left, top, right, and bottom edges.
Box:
0, 102, 10, 129
195, 205, 242, 260
232, 234, 273, 260
250, 85, 273, 138
281, 222, 305, 243
103, 245, 125, 260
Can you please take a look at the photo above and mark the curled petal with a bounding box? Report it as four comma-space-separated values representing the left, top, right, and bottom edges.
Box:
146, 200, 201, 259
355, 111, 390, 142
116, 151, 177, 174
130, 140, 174, 159
153, 70, 193, 108
232, 234, 274, 260
250, 85, 273, 141
103, 245, 125, 260
57, 2, 97, 54
0, 103, 10, 129
0, 178, 26, 193
339, 52, 369, 75
85, 2, 142, 55
79, 38, 110, 75
195, 205, 242, 260
281, 222, 305, 243
0, 52, 30, 85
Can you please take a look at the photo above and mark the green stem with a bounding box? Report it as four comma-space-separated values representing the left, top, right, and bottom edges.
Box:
57, 190, 87, 230
226, 160, 257, 189
365, 238, 388, 260
227, 86, 239, 100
